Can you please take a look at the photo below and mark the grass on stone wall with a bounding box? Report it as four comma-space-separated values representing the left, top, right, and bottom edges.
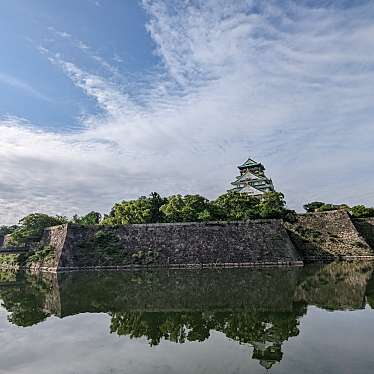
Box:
74, 229, 160, 267
26, 245, 56, 267
0, 254, 22, 269
0, 245, 57, 269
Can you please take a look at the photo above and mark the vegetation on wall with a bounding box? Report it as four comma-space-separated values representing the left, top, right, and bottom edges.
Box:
73, 229, 160, 267
303, 201, 374, 218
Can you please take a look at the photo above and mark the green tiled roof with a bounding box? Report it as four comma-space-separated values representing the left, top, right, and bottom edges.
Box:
238, 157, 263, 169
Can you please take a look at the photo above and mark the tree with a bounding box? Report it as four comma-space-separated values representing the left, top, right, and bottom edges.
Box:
351, 205, 374, 218
0, 225, 18, 237
212, 192, 260, 220
303, 202, 325, 213
148, 192, 167, 223
73, 211, 102, 225
258, 192, 287, 219
303, 201, 350, 213
9, 213, 68, 245
160, 194, 214, 222
102, 192, 167, 225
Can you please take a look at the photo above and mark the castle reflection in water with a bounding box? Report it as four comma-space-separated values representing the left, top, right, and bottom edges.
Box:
0, 261, 373, 370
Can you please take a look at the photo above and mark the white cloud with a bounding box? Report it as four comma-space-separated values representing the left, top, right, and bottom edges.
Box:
1, 0, 374, 224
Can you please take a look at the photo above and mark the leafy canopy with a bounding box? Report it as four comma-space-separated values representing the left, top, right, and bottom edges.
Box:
160, 194, 214, 222
9, 213, 67, 245
351, 205, 374, 218
103, 191, 290, 225
0, 225, 18, 237
213, 192, 260, 220
73, 211, 102, 225
303, 201, 374, 218
102, 192, 167, 225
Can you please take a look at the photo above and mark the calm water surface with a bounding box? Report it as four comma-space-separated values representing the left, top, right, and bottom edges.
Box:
0, 262, 374, 374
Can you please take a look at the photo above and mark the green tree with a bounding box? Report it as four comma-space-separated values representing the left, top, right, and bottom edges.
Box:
160, 194, 214, 222
0, 225, 18, 237
73, 211, 102, 225
303, 201, 350, 213
318, 204, 338, 212
9, 213, 67, 245
303, 202, 325, 212
258, 192, 287, 218
351, 205, 374, 218
212, 192, 260, 220
103, 192, 167, 225
148, 192, 167, 223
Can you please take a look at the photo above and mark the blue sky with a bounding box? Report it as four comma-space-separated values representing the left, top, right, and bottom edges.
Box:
0, 0, 157, 130
1, 0, 374, 224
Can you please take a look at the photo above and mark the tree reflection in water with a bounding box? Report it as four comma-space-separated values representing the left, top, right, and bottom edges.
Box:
110, 307, 306, 369
0, 261, 373, 369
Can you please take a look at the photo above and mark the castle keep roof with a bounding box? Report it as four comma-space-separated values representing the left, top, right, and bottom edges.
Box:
238, 157, 264, 170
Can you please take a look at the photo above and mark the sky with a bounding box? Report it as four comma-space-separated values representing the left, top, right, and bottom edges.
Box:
1, 0, 374, 224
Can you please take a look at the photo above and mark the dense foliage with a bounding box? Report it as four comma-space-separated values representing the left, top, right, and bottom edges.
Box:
0, 225, 18, 237
160, 194, 215, 222
102, 192, 167, 224
8, 213, 68, 246
73, 211, 102, 225
102, 191, 290, 225
303, 201, 374, 218
350, 205, 374, 218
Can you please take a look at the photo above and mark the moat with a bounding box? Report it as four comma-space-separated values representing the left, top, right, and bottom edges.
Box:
0, 261, 374, 373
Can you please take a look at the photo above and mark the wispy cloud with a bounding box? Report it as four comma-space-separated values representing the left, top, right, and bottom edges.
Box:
0, 73, 51, 102
1, 0, 374, 224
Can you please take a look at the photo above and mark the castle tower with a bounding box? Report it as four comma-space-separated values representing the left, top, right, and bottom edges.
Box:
228, 156, 275, 197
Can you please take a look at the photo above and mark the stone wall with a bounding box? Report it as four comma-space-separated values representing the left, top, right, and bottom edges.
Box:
44, 220, 302, 271
3, 210, 373, 272
2, 234, 12, 247
286, 210, 374, 260
35, 224, 69, 270
352, 218, 374, 249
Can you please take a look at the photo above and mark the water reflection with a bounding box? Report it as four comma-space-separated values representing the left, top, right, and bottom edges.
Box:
0, 262, 373, 370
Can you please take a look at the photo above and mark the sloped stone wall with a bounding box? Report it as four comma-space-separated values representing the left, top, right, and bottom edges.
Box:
353, 218, 374, 249
286, 210, 374, 260
2, 234, 13, 247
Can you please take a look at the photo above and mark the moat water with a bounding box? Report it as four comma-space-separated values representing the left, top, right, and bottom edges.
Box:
0, 262, 374, 373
